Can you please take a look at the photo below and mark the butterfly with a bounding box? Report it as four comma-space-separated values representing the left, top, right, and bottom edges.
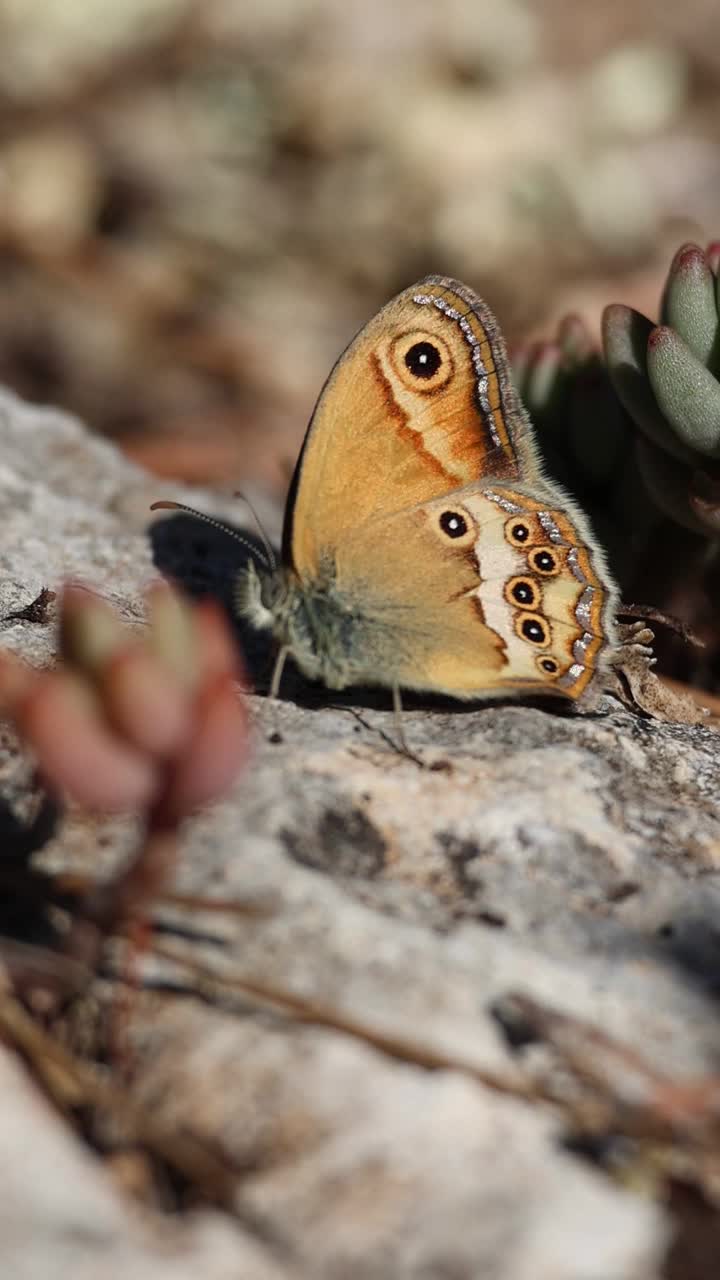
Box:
235, 275, 619, 714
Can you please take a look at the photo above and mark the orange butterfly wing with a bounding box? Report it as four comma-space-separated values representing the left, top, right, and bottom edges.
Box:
283, 276, 538, 577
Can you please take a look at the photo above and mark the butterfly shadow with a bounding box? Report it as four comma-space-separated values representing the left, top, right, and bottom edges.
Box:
149, 512, 587, 725
149, 511, 276, 690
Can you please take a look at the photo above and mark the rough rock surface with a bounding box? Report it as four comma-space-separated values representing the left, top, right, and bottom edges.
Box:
3, 386, 720, 1277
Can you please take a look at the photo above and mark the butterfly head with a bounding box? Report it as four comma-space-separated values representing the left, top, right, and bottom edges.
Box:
238, 558, 289, 633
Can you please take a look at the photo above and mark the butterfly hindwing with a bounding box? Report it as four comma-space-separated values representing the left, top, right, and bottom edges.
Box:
328, 481, 611, 699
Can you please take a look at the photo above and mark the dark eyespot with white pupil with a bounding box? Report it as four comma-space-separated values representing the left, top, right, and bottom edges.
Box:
405, 341, 442, 379
440, 511, 468, 538
522, 617, 547, 644
510, 522, 529, 543
533, 549, 556, 573
512, 581, 534, 605
541, 658, 558, 673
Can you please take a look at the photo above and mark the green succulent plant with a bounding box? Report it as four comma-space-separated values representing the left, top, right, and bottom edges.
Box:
513, 240, 720, 688
602, 242, 720, 538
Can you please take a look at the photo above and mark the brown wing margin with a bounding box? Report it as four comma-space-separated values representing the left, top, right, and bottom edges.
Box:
414, 274, 528, 475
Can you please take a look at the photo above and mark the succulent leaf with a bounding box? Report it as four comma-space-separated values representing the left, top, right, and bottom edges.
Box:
646, 325, 720, 458
602, 304, 697, 463
660, 243, 720, 367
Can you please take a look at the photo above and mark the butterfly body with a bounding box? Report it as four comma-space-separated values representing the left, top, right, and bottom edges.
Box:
242, 557, 394, 691
239, 276, 617, 704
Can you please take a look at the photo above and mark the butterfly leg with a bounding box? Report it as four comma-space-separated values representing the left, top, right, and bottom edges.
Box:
269, 645, 290, 700
264, 645, 290, 742
392, 683, 409, 754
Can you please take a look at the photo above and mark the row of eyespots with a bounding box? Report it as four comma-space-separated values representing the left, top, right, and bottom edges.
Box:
515, 608, 560, 676
503, 518, 564, 676
505, 517, 560, 572
437, 506, 562, 677
438, 511, 564, 576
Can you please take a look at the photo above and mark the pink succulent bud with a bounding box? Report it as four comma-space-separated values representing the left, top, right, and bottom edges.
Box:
16, 668, 159, 812
1, 582, 249, 819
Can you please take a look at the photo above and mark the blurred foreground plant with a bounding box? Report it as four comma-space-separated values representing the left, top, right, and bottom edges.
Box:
0, 581, 248, 939
0, 584, 264, 1199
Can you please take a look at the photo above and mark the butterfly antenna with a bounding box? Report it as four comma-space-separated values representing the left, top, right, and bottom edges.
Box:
232, 490, 277, 572
149, 501, 274, 572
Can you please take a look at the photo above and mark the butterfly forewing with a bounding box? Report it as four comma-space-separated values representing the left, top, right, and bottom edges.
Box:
284, 276, 530, 581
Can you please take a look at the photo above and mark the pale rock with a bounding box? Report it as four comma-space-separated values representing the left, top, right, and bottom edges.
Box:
5, 385, 720, 1277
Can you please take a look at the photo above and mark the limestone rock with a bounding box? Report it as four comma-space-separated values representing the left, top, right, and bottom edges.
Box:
5, 384, 720, 1277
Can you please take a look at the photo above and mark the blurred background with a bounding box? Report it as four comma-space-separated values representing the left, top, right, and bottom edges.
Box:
0, 0, 719, 503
